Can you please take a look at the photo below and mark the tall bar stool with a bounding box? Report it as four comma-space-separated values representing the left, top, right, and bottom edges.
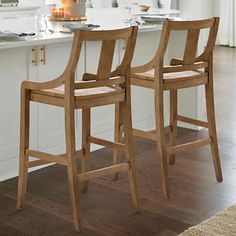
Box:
17, 26, 139, 232
114, 18, 223, 199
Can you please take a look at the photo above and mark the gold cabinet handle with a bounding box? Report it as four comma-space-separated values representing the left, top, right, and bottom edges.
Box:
32, 47, 38, 66
40, 45, 47, 65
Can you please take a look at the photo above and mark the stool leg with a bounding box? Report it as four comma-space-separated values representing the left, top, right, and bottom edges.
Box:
169, 90, 178, 165
81, 108, 91, 193
17, 88, 30, 210
155, 90, 169, 199
205, 82, 223, 182
113, 103, 122, 181
65, 106, 81, 232
122, 99, 139, 209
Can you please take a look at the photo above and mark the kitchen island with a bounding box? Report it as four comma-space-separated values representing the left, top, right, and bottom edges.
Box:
0, 8, 204, 180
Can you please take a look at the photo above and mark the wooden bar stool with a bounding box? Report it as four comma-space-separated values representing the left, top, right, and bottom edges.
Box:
17, 26, 139, 232
114, 18, 223, 199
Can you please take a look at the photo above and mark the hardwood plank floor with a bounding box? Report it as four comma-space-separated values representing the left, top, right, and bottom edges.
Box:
0, 46, 236, 235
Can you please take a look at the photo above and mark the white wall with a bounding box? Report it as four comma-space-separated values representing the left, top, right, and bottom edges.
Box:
20, 0, 178, 10
213, 0, 220, 16
179, 0, 214, 19
20, 0, 44, 7
19, 0, 45, 12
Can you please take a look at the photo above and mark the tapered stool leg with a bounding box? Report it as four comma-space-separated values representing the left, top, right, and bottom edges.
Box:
155, 89, 169, 199
17, 88, 30, 210
122, 100, 139, 209
169, 90, 178, 165
65, 97, 81, 232
205, 70, 223, 182
113, 103, 123, 181
81, 108, 91, 193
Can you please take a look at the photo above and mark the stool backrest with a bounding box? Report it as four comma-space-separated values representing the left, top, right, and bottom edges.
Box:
64, 26, 138, 87
155, 17, 219, 70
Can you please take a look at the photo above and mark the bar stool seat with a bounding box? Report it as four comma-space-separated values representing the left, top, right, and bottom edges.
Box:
131, 69, 207, 90
36, 84, 120, 97
30, 83, 123, 107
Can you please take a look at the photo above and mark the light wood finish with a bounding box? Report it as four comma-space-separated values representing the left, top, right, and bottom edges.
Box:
17, 88, 30, 210
166, 138, 212, 155
17, 26, 139, 232
112, 103, 123, 181
60, 150, 83, 160
27, 149, 67, 166
205, 53, 223, 182
78, 162, 130, 182
80, 108, 90, 193
176, 115, 209, 128
28, 159, 51, 168
89, 136, 125, 151
28, 150, 83, 168
169, 90, 178, 165
123, 76, 139, 208
115, 18, 223, 198
133, 129, 158, 141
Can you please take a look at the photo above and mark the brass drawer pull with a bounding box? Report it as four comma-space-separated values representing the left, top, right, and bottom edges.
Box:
40, 45, 46, 65
32, 47, 38, 66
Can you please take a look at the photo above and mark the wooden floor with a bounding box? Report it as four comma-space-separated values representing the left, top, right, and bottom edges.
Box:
1, 46, 236, 236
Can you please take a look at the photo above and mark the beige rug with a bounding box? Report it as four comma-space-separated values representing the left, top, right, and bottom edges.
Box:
179, 204, 236, 236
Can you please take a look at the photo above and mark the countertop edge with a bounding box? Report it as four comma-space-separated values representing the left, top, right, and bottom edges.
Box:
0, 24, 162, 50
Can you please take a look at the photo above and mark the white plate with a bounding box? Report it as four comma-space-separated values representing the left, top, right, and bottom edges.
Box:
140, 15, 175, 23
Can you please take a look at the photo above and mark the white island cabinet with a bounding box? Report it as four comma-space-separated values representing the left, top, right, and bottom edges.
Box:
127, 31, 159, 131
0, 47, 33, 179
37, 43, 86, 154
84, 40, 120, 145
0, 8, 204, 180
0, 42, 77, 180
128, 30, 199, 131
32, 43, 72, 154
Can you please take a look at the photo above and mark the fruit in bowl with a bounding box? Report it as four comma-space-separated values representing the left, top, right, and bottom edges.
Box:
139, 5, 150, 12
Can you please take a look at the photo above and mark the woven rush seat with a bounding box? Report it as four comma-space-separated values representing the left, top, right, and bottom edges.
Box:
32, 84, 121, 98
30, 83, 124, 108
131, 69, 208, 90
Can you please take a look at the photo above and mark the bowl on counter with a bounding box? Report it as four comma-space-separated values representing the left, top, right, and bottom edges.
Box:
140, 15, 175, 23
139, 5, 150, 12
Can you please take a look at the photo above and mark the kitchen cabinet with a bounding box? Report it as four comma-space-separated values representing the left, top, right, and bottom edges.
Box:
29, 42, 87, 154
124, 31, 161, 131
0, 47, 37, 179
126, 31, 201, 131
82, 41, 120, 145
29, 43, 72, 154
0, 42, 83, 180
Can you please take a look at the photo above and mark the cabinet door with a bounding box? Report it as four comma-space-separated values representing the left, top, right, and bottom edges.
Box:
127, 31, 160, 130
126, 30, 200, 130
0, 47, 37, 179
167, 31, 201, 129
84, 41, 120, 143
36, 43, 73, 154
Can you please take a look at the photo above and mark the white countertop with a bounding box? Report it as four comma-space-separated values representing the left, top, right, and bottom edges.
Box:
0, 6, 39, 12
0, 8, 179, 50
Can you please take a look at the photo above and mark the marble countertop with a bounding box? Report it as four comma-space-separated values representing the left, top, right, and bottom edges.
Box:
0, 8, 179, 50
